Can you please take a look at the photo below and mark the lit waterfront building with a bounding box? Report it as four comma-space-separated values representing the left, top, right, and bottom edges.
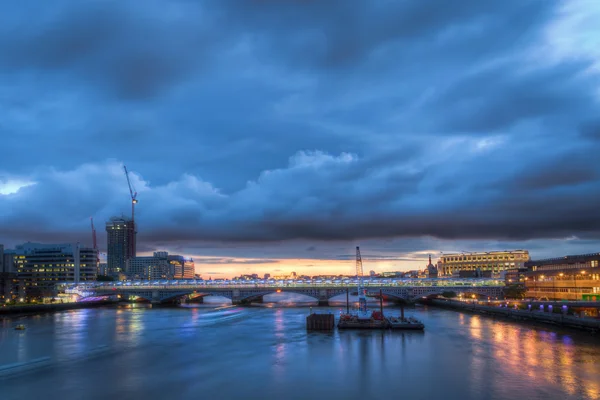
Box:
126, 252, 194, 280
168, 254, 195, 280
7, 243, 97, 298
439, 250, 530, 277
524, 253, 600, 301
0, 244, 21, 301
504, 267, 527, 286
106, 216, 136, 277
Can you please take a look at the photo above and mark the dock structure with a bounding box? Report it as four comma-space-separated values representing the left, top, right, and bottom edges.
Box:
427, 299, 600, 333
306, 313, 335, 331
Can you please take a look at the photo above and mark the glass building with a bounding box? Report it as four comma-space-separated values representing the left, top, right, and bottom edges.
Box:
106, 216, 136, 278
126, 252, 195, 280
7, 243, 97, 298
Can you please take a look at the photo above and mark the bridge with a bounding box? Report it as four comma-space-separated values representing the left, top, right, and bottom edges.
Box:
64, 280, 505, 305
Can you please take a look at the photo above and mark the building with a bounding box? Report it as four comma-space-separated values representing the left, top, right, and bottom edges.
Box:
403, 270, 421, 279
126, 251, 194, 280
168, 255, 195, 280
439, 250, 530, 277
379, 271, 404, 278
426, 255, 438, 279
106, 216, 136, 277
97, 262, 108, 276
458, 269, 492, 278
8, 243, 97, 298
1, 244, 21, 302
524, 253, 600, 301
127, 252, 170, 280
504, 267, 527, 286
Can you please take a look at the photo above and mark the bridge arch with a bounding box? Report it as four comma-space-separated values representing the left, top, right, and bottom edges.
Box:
236, 290, 322, 304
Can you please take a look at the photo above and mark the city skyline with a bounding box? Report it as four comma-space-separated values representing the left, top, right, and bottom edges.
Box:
2, 1, 600, 277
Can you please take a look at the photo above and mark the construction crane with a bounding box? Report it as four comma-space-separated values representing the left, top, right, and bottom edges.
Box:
123, 165, 138, 223
356, 246, 367, 313
123, 165, 138, 258
356, 246, 363, 277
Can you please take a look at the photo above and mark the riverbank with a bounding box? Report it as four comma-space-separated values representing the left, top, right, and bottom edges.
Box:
425, 299, 600, 333
0, 300, 117, 318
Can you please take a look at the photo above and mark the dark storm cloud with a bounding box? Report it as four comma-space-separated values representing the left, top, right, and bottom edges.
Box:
1, 0, 600, 262
0, 1, 212, 99
208, 0, 553, 70
510, 157, 599, 190
432, 61, 597, 133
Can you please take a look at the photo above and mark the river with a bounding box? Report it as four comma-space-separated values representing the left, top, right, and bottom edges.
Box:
1, 303, 599, 400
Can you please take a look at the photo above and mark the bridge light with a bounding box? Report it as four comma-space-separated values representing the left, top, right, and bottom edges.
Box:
276, 289, 282, 293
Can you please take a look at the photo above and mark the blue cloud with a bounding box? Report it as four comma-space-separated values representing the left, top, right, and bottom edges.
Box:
1, 1, 599, 263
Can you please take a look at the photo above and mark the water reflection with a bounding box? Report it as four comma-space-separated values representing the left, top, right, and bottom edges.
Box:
0, 306, 599, 400
462, 316, 599, 399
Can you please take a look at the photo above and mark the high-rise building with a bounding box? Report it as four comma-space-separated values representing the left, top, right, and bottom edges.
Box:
438, 250, 530, 277
106, 216, 136, 277
126, 251, 195, 280
8, 243, 97, 298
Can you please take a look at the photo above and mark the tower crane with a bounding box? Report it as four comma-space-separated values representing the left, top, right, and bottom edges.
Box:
123, 165, 138, 257
123, 165, 138, 224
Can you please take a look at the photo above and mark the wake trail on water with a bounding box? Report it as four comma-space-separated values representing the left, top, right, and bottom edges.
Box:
0, 345, 117, 380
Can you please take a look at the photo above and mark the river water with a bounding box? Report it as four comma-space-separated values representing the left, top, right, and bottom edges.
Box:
1, 303, 599, 400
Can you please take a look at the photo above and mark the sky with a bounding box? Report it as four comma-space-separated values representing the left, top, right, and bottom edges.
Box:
1, 0, 600, 278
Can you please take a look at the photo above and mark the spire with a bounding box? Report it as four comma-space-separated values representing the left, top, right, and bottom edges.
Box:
429, 254, 432, 265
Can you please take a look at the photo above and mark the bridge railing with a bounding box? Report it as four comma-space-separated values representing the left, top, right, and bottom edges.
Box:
63, 280, 505, 292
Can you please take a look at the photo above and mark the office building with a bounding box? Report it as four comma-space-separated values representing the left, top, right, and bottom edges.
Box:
126, 251, 195, 280
524, 253, 600, 301
106, 216, 136, 277
1, 244, 20, 302
438, 250, 530, 277
9, 243, 97, 298
168, 254, 195, 280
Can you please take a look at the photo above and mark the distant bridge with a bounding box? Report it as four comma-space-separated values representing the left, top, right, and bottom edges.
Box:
67, 281, 504, 305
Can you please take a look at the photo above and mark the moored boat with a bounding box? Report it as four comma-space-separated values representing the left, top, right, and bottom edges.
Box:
387, 316, 424, 330
338, 310, 390, 329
